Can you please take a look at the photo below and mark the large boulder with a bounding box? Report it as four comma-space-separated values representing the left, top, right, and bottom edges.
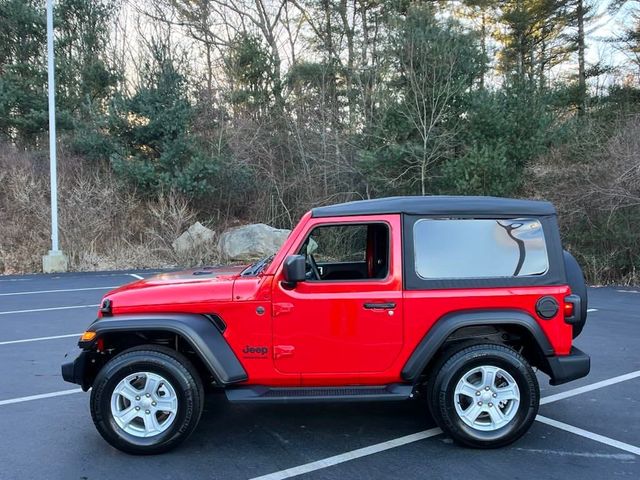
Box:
172, 222, 216, 254
218, 223, 291, 261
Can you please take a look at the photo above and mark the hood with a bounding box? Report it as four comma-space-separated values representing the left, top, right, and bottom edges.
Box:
102, 266, 247, 314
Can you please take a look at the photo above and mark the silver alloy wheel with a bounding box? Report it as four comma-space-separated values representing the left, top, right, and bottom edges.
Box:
453, 365, 520, 432
110, 372, 179, 438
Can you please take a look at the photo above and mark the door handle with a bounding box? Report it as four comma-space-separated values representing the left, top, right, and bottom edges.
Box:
363, 302, 396, 310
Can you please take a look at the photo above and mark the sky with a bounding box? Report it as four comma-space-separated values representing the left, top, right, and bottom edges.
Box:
586, 1, 635, 73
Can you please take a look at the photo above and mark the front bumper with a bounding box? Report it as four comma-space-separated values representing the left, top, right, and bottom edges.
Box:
546, 347, 590, 386
61, 350, 94, 391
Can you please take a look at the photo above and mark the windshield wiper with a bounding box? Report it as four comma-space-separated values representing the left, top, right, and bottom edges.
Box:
241, 254, 275, 276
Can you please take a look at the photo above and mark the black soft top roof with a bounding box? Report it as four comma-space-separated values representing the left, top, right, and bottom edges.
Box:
311, 196, 556, 218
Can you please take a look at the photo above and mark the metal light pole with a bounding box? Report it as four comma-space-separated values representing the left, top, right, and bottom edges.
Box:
42, 0, 68, 272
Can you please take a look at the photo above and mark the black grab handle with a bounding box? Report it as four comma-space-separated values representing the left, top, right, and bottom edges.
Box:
363, 302, 396, 309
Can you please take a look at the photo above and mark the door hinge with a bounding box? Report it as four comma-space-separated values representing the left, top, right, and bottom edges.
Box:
273, 302, 294, 317
274, 345, 295, 359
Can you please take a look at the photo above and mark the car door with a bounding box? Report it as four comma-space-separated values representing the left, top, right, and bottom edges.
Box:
271, 215, 404, 380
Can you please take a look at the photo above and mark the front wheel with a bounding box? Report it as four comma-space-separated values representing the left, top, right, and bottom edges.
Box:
90, 345, 204, 454
428, 343, 539, 448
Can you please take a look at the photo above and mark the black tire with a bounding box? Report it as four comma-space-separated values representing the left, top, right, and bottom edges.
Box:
428, 343, 539, 448
424, 340, 478, 419
90, 345, 205, 455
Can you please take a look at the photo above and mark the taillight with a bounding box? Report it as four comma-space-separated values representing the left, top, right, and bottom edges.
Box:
563, 294, 581, 325
564, 301, 574, 318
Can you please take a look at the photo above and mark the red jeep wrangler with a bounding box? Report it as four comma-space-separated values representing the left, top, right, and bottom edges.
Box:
62, 196, 590, 454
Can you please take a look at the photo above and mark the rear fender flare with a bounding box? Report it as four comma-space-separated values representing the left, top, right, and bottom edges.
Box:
401, 310, 553, 382
85, 313, 247, 384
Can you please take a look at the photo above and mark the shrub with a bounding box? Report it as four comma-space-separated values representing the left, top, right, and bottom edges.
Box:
440, 143, 520, 196
0, 142, 220, 274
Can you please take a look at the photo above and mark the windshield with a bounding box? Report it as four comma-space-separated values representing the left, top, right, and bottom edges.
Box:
241, 254, 275, 276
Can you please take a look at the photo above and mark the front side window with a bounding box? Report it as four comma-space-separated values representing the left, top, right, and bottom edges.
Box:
298, 223, 389, 281
413, 218, 548, 279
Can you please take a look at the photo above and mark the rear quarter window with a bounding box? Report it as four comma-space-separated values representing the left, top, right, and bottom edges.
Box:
413, 218, 548, 279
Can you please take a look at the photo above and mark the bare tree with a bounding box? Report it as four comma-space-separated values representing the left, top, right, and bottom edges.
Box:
395, 10, 476, 195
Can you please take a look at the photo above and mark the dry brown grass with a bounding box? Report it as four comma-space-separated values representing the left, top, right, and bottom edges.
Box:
0, 143, 221, 274
529, 114, 640, 285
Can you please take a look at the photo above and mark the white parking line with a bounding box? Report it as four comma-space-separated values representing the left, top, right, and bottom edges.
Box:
82, 271, 159, 278
0, 388, 83, 407
129, 273, 144, 280
0, 304, 99, 315
616, 289, 639, 294
514, 447, 635, 460
536, 415, 640, 456
0, 360, 637, 477
0, 333, 81, 346
0, 286, 118, 297
250, 428, 443, 480
249, 370, 640, 479
587, 308, 598, 312
540, 370, 640, 405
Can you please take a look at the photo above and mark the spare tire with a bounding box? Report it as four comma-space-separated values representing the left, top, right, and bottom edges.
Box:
563, 250, 588, 338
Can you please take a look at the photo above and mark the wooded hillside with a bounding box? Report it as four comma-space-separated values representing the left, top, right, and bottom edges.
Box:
1, 0, 639, 282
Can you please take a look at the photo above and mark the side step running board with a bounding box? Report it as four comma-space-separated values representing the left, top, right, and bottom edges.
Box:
225, 384, 414, 403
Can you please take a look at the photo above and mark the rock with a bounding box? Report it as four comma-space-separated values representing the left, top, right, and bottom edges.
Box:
218, 223, 291, 261
172, 222, 216, 254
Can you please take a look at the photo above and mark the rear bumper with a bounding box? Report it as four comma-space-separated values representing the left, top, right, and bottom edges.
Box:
61, 351, 93, 391
546, 347, 590, 386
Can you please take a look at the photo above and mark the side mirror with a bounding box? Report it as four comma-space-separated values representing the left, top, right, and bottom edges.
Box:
282, 255, 306, 287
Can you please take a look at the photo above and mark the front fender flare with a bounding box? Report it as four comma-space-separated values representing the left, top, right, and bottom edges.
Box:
84, 313, 247, 384
401, 310, 554, 382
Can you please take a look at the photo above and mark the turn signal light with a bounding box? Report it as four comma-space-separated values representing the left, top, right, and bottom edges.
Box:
563, 302, 574, 318
80, 331, 96, 342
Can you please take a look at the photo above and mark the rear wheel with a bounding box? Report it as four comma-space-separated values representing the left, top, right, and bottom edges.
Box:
90, 345, 204, 454
428, 343, 539, 448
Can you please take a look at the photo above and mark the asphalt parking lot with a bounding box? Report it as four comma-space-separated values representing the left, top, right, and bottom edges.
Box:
0, 271, 638, 479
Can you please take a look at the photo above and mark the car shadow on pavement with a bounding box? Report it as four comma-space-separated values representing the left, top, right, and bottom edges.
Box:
182, 392, 438, 458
